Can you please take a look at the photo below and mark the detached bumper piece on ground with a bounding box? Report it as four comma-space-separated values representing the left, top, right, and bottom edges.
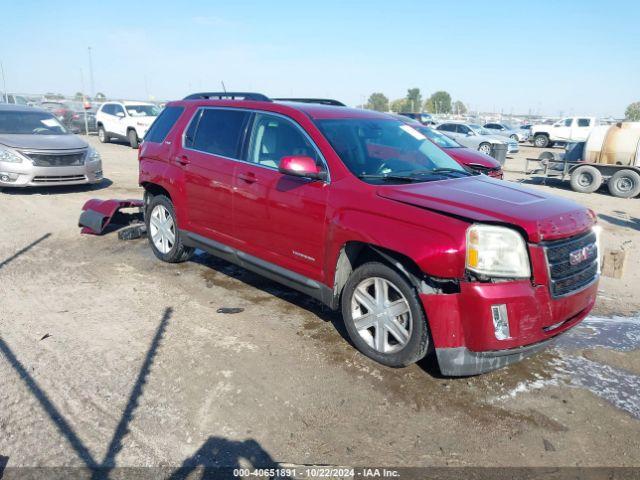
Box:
79, 198, 144, 236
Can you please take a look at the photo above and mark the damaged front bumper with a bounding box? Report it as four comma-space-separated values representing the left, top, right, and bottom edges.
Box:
79, 198, 144, 235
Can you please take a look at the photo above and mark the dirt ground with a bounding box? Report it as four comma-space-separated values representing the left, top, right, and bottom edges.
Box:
0, 138, 639, 475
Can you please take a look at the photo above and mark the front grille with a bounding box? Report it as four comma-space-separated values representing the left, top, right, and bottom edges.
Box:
22, 151, 86, 167
544, 230, 598, 297
32, 175, 86, 183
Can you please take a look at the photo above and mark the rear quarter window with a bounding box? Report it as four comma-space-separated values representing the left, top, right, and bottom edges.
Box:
144, 106, 184, 143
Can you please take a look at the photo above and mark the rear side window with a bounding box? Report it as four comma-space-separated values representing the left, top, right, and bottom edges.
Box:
438, 124, 454, 132
101, 104, 113, 115
190, 109, 250, 158
144, 106, 184, 143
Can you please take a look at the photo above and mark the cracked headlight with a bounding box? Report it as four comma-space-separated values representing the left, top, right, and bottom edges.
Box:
0, 146, 24, 163
466, 224, 531, 278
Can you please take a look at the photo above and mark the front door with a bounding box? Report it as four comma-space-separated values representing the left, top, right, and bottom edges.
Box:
181, 107, 251, 244
233, 112, 329, 281
111, 104, 128, 137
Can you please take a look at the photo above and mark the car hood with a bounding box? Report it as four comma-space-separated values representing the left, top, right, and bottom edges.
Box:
444, 147, 501, 169
376, 176, 595, 242
0, 134, 88, 150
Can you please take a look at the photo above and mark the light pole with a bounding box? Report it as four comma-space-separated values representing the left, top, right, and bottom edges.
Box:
87, 47, 95, 98
0, 61, 7, 102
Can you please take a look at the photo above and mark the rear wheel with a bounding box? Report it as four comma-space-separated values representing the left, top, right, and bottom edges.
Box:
341, 262, 431, 368
533, 134, 549, 148
608, 169, 640, 198
128, 129, 140, 149
478, 142, 492, 155
570, 165, 602, 193
98, 126, 109, 143
510, 134, 519, 141
146, 195, 194, 263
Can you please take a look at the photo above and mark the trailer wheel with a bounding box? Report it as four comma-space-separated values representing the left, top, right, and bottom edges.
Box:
608, 169, 640, 198
570, 165, 602, 194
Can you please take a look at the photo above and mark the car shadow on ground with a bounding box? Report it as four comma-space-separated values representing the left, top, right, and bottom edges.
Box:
518, 175, 612, 195
0, 178, 113, 195
598, 212, 640, 232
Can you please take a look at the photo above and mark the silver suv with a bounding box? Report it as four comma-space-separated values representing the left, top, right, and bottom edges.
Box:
0, 105, 102, 188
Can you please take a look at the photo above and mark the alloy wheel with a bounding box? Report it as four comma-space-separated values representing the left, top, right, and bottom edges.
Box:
351, 277, 412, 354
149, 205, 176, 254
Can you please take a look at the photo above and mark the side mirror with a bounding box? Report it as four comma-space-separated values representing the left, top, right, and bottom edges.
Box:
116, 111, 125, 118
278, 156, 327, 181
466, 132, 474, 136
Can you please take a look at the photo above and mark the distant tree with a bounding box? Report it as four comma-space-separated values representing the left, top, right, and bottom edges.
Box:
366, 92, 389, 112
453, 100, 468, 115
424, 91, 452, 114
625, 101, 640, 121
95, 92, 107, 101
405, 88, 422, 113
390, 98, 409, 113
74, 92, 85, 101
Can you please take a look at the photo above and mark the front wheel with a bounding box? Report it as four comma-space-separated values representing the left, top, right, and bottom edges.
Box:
533, 134, 549, 148
608, 169, 640, 198
478, 142, 492, 155
510, 134, 519, 141
341, 262, 431, 368
146, 195, 194, 263
128, 129, 140, 149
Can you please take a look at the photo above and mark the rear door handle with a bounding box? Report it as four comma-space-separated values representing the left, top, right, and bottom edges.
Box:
176, 154, 190, 166
238, 172, 257, 184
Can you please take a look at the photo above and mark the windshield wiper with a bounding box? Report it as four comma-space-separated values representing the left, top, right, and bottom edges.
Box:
430, 168, 473, 177
357, 173, 419, 182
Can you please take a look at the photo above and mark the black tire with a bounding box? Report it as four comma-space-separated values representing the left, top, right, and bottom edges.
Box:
608, 169, 640, 198
341, 262, 431, 368
478, 142, 492, 155
128, 129, 140, 149
98, 126, 110, 143
510, 134, 519, 141
570, 165, 603, 194
145, 195, 194, 263
533, 134, 549, 148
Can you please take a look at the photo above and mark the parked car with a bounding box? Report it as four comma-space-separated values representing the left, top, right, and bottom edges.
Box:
1, 93, 30, 106
530, 116, 600, 148
96, 101, 161, 148
436, 121, 518, 155
40, 101, 75, 126
67, 102, 98, 134
0, 104, 102, 188
483, 122, 528, 142
390, 115, 503, 178
137, 92, 599, 376
399, 112, 435, 125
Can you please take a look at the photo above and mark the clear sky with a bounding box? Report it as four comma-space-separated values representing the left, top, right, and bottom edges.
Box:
1, 0, 638, 117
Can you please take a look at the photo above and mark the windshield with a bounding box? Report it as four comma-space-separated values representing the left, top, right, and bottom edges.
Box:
469, 124, 493, 135
125, 105, 161, 117
315, 118, 467, 184
415, 126, 461, 148
0, 110, 68, 135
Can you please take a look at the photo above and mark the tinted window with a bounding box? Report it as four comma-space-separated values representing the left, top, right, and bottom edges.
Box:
0, 110, 68, 135
457, 125, 470, 134
438, 123, 454, 132
577, 118, 591, 127
184, 109, 202, 148
563, 118, 572, 127
101, 104, 113, 115
191, 108, 249, 158
247, 113, 319, 169
485, 123, 497, 129
113, 104, 125, 116
144, 106, 184, 143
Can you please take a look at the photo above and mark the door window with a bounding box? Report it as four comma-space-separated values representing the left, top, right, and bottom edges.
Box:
563, 118, 572, 127
438, 123, 454, 132
190, 108, 250, 159
112, 104, 125, 117
144, 106, 184, 143
577, 118, 591, 127
457, 124, 471, 134
247, 113, 319, 170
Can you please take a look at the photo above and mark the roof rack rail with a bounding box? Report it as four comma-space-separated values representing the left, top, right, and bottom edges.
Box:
273, 98, 346, 107
183, 92, 272, 102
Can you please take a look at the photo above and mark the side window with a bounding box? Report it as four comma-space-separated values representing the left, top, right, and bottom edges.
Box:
144, 106, 184, 143
438, 124, 453, 132
247, 113, 319, 169
191, 108, 250, 158
457, 125, 470, 134
113, 104, 125, 117
563, 118, 572, 127
102, 104, 114, 115
184, 109, 203, 148
485, 123, 497, 129
577, 118, 591, 127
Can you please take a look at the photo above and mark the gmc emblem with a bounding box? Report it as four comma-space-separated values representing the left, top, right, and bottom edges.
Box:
569, 244, 596, 266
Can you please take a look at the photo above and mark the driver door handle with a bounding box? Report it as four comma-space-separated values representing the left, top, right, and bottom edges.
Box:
238, 172, 257, 184
176, 154, 190, 166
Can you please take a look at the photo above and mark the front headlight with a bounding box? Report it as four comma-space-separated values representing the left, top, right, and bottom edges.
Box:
0, 146, 24, 163
86, 147, 101, 163
466, 224, 531, 278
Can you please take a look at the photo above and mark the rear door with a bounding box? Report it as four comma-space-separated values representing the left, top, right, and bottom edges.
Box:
571, 118, 592, 141
552, 118, 572, 141
233, 111, 329, 281
181, 107, 251, 243
111, 104, 128, 137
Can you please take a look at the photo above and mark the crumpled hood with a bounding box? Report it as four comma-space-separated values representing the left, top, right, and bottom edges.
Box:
0, 134, 88, 150
376, 175, 595, 242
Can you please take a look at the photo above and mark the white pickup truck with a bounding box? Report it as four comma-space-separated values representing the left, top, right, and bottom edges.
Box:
530, 116, 600, 148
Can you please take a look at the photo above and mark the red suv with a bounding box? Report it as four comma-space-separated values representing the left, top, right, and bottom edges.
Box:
138, 93, 599, 376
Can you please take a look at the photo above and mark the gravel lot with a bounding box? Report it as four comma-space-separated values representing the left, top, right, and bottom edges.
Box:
0, 138, 638, 474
